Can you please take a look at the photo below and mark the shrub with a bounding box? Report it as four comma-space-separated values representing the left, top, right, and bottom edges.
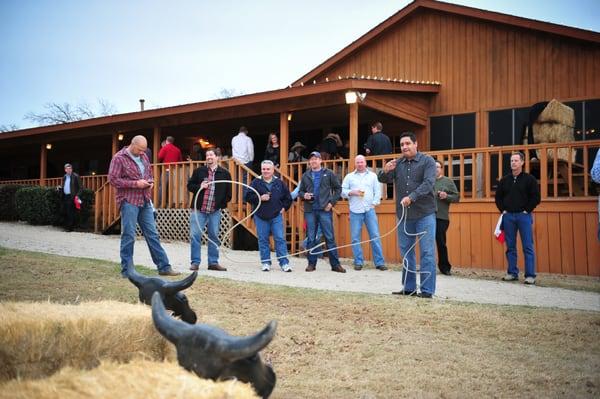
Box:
0, 185, 27, 221
14, 186, 94, 228
15, 186, 61, 225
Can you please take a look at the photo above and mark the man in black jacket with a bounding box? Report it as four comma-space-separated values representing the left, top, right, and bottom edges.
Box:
245, 160, 293, 272
187, 149, 232, 271
364, 121, 392, 156
61, 163, 81, 232
495, 152, 541, 284
298, 151, 346, 273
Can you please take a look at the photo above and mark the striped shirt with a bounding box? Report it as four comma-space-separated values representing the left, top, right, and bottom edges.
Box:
200, 167, 217, 213
108, 147, 153, 207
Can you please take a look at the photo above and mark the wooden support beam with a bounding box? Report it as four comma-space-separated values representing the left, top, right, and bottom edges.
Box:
153, 127, 161, 204
40, 144, 47, 186
349, 102, 358, 161
111, 132, 118, 155
279, 112, 289, 174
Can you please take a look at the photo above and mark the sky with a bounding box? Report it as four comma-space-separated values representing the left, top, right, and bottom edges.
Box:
1, 0, 599, 130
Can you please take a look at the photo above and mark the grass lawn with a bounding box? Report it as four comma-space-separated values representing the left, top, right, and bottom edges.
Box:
0, 246, 599, 398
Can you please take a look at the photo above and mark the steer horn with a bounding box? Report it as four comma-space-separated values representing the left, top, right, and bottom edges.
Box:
126, 266, 150, 289
162, 271, 197, 295
151, 292, 277, 358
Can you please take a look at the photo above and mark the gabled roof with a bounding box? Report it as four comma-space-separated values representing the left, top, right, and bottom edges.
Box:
293, 0, 600, 86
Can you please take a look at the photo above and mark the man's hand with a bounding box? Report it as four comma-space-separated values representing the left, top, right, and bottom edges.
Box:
324, 203, 333, 212
136, 179, 152, 189
400, 196, 412, 207
260, 193, 271, 201
349, 189, 362, 196
303, 192, 314, 200
384, 159, 397, 173
438, 191, 448, 200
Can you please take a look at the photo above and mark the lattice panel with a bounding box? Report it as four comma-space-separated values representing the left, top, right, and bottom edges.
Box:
136, 208, 232, 248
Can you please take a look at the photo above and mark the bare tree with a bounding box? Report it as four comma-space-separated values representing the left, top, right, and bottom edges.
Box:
0, 124, 19, 132
25, 99, 118, 126
213, 88, 245, 99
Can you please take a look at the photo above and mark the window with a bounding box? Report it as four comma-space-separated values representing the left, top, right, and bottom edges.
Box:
430, 113, 475, 150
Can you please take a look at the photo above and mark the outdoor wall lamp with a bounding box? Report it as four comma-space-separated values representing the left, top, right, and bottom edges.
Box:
117, 133, 124, 141
287, 112, 293, 121
45, 143, 52, 150
345, 91, 366, 104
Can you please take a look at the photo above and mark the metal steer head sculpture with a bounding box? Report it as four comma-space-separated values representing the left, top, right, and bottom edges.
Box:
151, 292, 277, 399
126, 267, 198, 324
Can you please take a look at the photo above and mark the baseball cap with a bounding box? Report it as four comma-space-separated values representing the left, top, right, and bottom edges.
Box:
309, 151, 321, 158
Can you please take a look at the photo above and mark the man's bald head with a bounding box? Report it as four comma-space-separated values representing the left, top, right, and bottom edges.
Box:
129, 135, 148, 156
355, 155, 367, 172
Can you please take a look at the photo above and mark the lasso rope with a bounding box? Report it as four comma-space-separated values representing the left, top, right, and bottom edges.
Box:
191, 179, 430, 296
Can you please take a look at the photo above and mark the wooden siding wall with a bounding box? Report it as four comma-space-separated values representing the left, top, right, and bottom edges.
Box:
334, 200, 599, 276
315, 9, 600, 120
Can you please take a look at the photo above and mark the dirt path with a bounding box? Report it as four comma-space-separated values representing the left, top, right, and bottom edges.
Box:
1, 222, 598, 311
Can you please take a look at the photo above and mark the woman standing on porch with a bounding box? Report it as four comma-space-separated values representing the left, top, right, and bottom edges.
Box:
264, 133, 280, 168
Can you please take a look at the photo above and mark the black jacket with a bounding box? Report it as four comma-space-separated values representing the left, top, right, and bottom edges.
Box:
187, 166, 232, 210
495, 172, 540, 213
245, 176, 292, 220
364, 131, 392, 155
298, 168, 341, 212
62, 173, 81, 197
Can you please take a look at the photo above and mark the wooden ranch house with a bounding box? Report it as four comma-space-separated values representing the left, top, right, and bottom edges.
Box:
1, 0, 599, 275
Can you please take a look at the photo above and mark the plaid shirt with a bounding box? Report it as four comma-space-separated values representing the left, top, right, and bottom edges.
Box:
200, 167, 217, 213
108, 147, 153, 207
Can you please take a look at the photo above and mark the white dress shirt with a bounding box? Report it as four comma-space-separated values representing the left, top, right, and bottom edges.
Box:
341, 169, 381, 213
231, 132, 254, 164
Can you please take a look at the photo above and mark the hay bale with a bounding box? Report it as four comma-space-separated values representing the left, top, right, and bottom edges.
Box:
537, 99, 575, 127
0, 301, 175, 382
0, 360, 259, 399
532, 122, 576, 163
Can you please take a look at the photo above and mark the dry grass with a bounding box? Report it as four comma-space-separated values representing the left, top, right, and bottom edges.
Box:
0, 247, 599, 398
0, 301, 174, 382
0, 360, 258, 399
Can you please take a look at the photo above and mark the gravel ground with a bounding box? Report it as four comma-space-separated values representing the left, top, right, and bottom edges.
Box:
1, 221, 598, 312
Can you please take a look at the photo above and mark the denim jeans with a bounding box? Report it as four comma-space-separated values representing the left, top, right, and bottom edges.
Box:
349, 209, 385, 267
397, 213, 436, 294
255, 213, 289, 266
305, 210, 340, 267
120, 200, 171, 275
190, 209, 221, 266
503, 212, 536, 278
303, 225, 323, 258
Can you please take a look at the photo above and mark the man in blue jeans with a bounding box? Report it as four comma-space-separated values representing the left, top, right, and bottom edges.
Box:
245, 160, 293, 272
342, 155, 386, 271
379, 132, 437, 298
187, 149, 231, 271
495, 152, 541, 284
298, 151, 346, 273
108, 135, 180, 277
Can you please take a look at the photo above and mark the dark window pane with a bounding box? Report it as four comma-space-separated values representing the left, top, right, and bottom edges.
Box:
430, 116, 452, 150
565, 101, 583, 141
514, 107, 530, 145
489, 110, 513, 146
585, 99, 600, 142
453, 113, 476, 149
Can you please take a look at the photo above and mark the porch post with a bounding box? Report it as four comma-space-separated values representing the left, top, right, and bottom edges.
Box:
111, 132, 118, 155
349, 102, 358, 161
153, 127, 161, 204
279, 112, 289, 174
153, 127, 160, 162
39, 144, 47, 186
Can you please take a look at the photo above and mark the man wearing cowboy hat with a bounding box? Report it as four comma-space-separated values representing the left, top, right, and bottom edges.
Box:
320, 133, 342, 160
288, 141, 307, 163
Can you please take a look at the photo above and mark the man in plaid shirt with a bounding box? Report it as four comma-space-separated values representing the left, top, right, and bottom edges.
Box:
108, 135, 180, 277
187, 148, 231, 271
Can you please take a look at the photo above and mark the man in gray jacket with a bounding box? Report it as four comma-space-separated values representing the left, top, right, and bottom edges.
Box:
298, 151, 346, 273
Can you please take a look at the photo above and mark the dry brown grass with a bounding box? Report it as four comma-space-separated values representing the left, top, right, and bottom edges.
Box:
0, 360, 258, 399
0, 247, 599, 398
0, 301, 174, 382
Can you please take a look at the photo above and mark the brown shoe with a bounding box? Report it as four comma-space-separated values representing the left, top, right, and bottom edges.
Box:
158, 268, 181, 276
305, 264, 316, 272
189, 263, 199, 271
208, 264, 227, 271
331, 265, 346, 273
